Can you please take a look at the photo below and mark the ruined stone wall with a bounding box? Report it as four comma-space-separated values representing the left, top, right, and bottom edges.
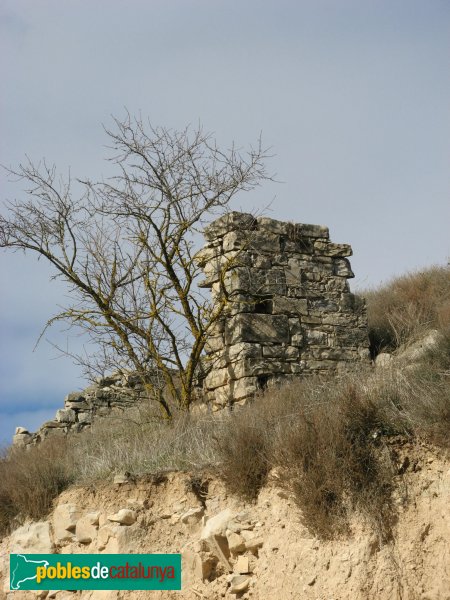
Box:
13, 373, 145, 446
13, 211, 370, 445
198, 212, 369, 409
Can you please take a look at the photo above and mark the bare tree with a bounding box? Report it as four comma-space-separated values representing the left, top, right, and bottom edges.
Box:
0, 114, 271, 417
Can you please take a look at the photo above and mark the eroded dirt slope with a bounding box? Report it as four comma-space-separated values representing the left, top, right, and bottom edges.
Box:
1, 441, 449, 600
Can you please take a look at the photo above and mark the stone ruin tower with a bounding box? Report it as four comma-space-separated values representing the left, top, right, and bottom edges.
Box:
197, 212, 369, 409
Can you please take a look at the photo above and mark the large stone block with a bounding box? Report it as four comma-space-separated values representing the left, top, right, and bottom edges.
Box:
230, 358, 292, 378
298, 223, 329, 238
256, 216, 289, 234
248, 231, 282, 254
75, 513, 99, 544
310, 298, 339, 313
10, 521, 54, 554
182, 547, 215, 583
272, 296, 308, 315
64, 392, 85, 404
305, 329, 329, 345
262, 345, 299, 359
55, 408, 76, 423
334, 258, 354, 278
285, 266, 302, 287
205, 367, 230, 390
326, 277, 350, 292
263, 268, 287, 294
226, 342, 262, 361
225, 314, 290, 345
204, 335, 224, 354
78, 411, 92, 424
200, 250, 249, 287
204, 212, 256, 241
53, 503, 81, 543
314, 240, 352, 257
284, 235, 315, 254
212, 385, 232, 406
107, 508, 137, 525
229, 377, 258, 399
12, 432, 33, 446
222, 231, 269, 254
41, 420, 66, 428
200, 509, 234, 571
193, 245, 219, 267
223, 267, 265, 295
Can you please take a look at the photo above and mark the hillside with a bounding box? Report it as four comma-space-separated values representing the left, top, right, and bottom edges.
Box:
0, 265, 449, 599
1, 440, 449, 600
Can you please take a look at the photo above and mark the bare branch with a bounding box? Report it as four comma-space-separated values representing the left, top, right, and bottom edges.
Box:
0, 114, 273, 414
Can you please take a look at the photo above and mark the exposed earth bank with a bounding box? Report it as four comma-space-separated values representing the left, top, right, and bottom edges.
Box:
1, 441, 449, 600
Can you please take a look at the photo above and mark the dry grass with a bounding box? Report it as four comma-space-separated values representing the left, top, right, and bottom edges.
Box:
214, 393, 286, 500
277, 385, 395, 540
70, 407, 221, 481
364, 265, 450, 355
0, 438, 74, 536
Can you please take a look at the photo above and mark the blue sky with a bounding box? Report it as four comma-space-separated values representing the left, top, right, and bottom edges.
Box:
1, 0, 449, 445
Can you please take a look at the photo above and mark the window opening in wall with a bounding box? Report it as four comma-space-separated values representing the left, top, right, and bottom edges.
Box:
254, 298, 273, 314
257, 374, 271, 391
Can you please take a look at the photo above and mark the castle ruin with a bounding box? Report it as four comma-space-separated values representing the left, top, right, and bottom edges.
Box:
198, 212, 369, 409
13, 211, 369, 445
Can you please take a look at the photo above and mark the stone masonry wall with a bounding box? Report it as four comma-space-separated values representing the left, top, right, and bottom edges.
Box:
197, 212, 369, 409
12, 372, 145, 447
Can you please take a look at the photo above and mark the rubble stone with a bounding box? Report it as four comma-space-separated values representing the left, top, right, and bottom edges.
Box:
107, 509, 137, 526
10, 521, 53, 554
75, 514, 99, 544
52, 503, 81, 543
180, 507, 205, 525
200, 509, 234, 571
229, 574, 251, 594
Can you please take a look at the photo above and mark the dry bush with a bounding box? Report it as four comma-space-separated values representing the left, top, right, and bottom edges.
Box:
273, 381, 397, 540
215, 359, 448, 541
214, 384, 306, 500
420, 326, 450, 373
214, 408, 271, 500
0, 438, 74, 536
214, 377, 398, 538
391, 368, 450, 448
364, 265, 450, 355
